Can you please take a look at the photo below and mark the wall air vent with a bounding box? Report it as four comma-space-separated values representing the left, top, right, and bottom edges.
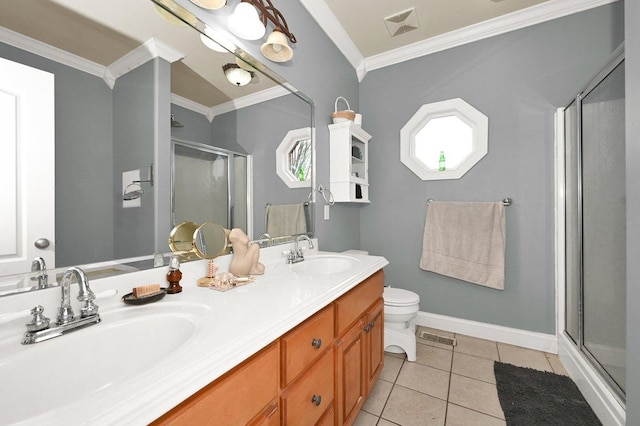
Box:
384, 7, 419, 37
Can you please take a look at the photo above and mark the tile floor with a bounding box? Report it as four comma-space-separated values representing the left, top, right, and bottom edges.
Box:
354, 327, 569, 426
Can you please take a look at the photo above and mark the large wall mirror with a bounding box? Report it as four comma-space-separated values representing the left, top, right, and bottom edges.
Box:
0, 0, 314, 294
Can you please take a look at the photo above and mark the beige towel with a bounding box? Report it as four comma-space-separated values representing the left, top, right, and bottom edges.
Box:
420, 202, 506, 290
266, 203, 307, 237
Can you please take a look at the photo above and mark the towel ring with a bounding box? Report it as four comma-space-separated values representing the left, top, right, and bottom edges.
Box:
318, 185, 335, 206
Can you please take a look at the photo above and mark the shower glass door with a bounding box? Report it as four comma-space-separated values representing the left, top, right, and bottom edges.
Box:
171, 139, 249, 232
564, 53, 626, 399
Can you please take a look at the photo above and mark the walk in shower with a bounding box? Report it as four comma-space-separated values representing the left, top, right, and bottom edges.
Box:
563, 47, 626, 402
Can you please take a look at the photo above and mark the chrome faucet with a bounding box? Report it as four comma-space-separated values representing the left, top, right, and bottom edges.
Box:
22, 267, 101, 345
286, 235, 314, 264
30, 257, 48, 289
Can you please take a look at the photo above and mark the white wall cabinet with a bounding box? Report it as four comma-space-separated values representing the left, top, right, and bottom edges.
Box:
329, 121, 372, 203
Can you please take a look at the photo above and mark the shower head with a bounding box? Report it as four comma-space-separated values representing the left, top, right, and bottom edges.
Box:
171, 114, 184, 128
123, 183, 144, 201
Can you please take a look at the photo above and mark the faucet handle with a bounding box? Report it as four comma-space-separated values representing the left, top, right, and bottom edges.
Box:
26, 305, 50, 332
80, 300, 99, 318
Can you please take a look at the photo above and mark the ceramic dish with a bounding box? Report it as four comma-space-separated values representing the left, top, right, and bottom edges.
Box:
122, 289, 167, 305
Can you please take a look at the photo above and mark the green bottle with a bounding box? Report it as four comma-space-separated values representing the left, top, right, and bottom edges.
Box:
298, 165, 305, 181
439, 151, 446, 171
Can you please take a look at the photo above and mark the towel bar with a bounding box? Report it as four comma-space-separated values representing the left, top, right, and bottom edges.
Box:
427, 198, 512, 206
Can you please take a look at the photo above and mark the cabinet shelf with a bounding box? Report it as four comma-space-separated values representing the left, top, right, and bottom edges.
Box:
329, 121, 372, 203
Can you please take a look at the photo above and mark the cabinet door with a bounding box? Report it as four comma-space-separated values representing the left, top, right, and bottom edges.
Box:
335, 318, 366, 426
152, 343, 279, 425
248, 400, 280, 426
364, 298, 384, 395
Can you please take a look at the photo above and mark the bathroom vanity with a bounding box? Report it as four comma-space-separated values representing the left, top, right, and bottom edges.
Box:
0, 243, 388, 425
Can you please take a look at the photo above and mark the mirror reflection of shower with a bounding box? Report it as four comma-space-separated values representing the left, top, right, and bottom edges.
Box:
123, 163, 154, 201
171, 114, 184, 128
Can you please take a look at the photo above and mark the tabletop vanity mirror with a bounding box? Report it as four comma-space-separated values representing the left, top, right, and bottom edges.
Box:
0, 0, 315, 295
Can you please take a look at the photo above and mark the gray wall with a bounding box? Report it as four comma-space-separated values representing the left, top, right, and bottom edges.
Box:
0, 42, 115, 267
359, 3, 624, 334
112, 60, 158, 258
175, 0, 361, 250
625, 0, 640, 421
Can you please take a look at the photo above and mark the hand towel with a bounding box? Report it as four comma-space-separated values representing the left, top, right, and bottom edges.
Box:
420, 201, 506, 290
265, 203, 308, 237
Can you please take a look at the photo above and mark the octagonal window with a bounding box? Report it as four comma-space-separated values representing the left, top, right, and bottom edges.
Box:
276, 127, 312, 188
401, 98, 488, 180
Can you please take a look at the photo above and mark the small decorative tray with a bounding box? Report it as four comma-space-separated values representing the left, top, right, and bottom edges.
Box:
122, 288, 167, 305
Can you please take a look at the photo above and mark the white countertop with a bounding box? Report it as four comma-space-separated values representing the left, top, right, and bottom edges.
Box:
0, 242, 388, 425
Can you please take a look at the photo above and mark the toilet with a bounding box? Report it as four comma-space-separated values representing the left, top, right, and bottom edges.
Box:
383, 287, 420, 362
342, 250, 421, 362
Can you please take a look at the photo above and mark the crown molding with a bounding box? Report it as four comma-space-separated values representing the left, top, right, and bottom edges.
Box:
104, 38, 185, 88
365, 0, 619, 72
171, 93, 213, 121
298, 0, 364, 80
304, 0, 619, 80
0, 26, 104, 78
209, 85, 291, 118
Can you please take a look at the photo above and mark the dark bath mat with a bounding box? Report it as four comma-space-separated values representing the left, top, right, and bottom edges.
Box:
494, 361, 601, 425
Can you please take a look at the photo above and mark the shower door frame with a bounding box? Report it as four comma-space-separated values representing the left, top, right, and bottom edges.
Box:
555, 44, 626, 423
170, 138, 252, 234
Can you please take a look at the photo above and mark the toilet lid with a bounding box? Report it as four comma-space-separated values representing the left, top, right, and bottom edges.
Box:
384, 287, 420, 306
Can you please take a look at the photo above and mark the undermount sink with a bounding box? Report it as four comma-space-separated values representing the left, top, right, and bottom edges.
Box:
290, 254, 359, 275
0, 302, 210, 425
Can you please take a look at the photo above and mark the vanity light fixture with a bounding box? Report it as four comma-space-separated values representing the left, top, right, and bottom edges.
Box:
188, 0, 227, 10
223, 63, 252, 86
227, 0, 296, 62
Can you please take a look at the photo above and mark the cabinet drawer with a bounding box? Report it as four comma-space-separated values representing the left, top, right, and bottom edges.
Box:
281, 347, 334, 425
152, 343, 279, 425
281, 305, 334, 386
335, 270, 384, 336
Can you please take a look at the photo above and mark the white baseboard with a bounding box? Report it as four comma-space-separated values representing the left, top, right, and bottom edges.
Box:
415, 311, 558, 353
558, 333, 625, 425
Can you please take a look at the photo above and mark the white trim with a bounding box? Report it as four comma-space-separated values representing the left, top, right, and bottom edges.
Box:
0, 26, 104, 78
208, 85, 291, 117
170, 94, 212, 121
555, 109, 566, 337
298, 0, 365, 80
304, 0, 618, 80
415, 311, 558, 353
559, 333, 625, 425
104, 38, 185, 89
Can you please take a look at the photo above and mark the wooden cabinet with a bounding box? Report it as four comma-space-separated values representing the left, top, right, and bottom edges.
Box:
334, 270, 384, 425
329, 121, 372, 203
152, 342, 279, 426
152, 270, 384, 426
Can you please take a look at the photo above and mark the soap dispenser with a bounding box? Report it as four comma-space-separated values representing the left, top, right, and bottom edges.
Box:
166, 255, 182, 294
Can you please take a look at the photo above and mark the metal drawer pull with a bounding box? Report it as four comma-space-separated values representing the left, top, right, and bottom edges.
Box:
368, 321, 375, 328
311, 338, 322, 349
364, 325, 370, 332
311, 394, 322, 406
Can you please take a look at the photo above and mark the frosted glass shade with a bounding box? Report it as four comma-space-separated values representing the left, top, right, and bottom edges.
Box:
227, 3, 265, 40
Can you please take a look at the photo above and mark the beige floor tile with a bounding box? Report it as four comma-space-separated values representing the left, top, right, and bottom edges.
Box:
380, 355, 404, 382
396, 362, 451, 400
454, 334, 499, 360
446, 403, 506, 426
353, 410, 379, 426
451, 352, 497, 384
415, 343, 453, 372
546, 353, 569, 376
377, 419, 400, 426
385, 351, 407, 360
362, 378, 393, 416
381, 385, 446, 426
497, 343, 553, 372
448, 374, 504, 419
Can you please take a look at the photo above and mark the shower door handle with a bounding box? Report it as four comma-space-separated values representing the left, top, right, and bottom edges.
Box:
34, 238, 50, 249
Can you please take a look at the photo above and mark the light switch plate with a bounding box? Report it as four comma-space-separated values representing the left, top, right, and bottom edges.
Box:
324, 205, 330, 220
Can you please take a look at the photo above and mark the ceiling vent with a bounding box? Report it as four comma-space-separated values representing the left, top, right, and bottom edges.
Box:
384, 7, 419, 37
